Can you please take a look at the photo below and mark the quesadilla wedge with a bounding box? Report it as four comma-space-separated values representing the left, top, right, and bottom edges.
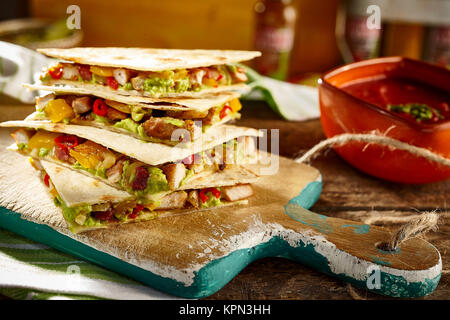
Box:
3, 121, 259, 203
25, 84, 243, 145
31, 158, 255, 233
37, 48, 260, 98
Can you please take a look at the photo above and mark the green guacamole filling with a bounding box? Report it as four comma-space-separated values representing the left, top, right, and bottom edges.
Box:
142, 77, 190, 95
72, 162, 107, 179
17, 143, 28, 150
93, 114, 109, 124
119, 161, 169, 197
180, 168, 194, 186
131, 106, 146, 122
163, 117, 184, 127
114, 118, 139, 134
38, 147, 50, 157
53, 196, 102, 228
200, 191, 222, 208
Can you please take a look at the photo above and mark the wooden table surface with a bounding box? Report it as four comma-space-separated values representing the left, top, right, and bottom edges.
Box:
0, 100, 448, 300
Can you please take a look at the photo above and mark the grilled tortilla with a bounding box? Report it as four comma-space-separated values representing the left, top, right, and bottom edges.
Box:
4, 122, 259, 203
33, 159, 254, 233
25, 84, 243, 145
37, 47, 260, 98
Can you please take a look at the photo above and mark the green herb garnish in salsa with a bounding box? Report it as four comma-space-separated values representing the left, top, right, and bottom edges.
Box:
387, 103, 445, 123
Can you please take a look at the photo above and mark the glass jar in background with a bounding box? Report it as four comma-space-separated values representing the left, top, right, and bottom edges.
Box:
253, 0, 297, 80
422, 25, 450, 68
336, 0, 383, 63
337, 0, 450, 67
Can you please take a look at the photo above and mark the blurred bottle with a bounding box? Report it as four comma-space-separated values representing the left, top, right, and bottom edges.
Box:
337, 0, 450, 67
422, 26, 450, 67
253, 0, 297, 80
336, 0, 383, 63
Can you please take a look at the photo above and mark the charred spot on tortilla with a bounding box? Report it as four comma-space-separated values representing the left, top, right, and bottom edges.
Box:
100, 195, 121, 201
54, 166, 62, 173
157, 58, 182, 63
92, 180, 100, 187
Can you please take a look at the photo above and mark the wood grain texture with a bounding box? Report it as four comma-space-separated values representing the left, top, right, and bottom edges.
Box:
205, 100, 449, 300
0, 101, 448, 299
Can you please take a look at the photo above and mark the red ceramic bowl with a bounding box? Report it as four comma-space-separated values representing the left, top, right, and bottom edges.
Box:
318, 57, 450, 184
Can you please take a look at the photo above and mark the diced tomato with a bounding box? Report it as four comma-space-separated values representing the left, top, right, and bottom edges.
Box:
208, 187, 221, 199
219, 105, 232, 119
216, 74, 223, 81
106, 77, 119, 90
48, 66, 63, 79
54, 135, 79, 151
78, 64, 92, 81
44, 174, 50, 187
93, 99, 108, 116
199, 189, 208, 203
131, 167, 149, 190
129, 204, 144, 219
199, 188, 221, 203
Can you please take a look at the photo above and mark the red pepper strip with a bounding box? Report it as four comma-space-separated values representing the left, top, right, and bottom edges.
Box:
48, 66, 63, 79
199, 189, 209, 203
93, 99, 108, 116
219, 105, 232, 119
207, 187, 221, 199
199, 188, 221, 203
216, 74, 223, 81
107, 77, 119, 90
129, 204, 144, 219
44, 174, 50, 187
54, 135, 79, 151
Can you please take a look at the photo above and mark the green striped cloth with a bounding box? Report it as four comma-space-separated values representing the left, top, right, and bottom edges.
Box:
0, 228, 176, 300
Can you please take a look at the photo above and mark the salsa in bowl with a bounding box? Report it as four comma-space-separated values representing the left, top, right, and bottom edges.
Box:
318, 57, 450, 183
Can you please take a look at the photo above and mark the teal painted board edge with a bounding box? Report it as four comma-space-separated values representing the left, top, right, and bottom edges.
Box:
0, 181, 322, 299
0, 178, 440, 299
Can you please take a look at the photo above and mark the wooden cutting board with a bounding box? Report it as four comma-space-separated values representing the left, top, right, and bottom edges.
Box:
0, 127, 441, 299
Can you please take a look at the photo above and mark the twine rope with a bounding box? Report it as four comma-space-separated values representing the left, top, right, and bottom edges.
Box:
296, 133, 450, 167
377, 212, 440, 251
295, 133, 446, 251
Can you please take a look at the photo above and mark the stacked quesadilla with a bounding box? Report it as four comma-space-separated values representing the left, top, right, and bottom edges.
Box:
1, 47, 261, 233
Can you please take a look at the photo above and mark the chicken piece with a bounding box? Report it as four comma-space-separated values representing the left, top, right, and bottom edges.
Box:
91, 202, 111, 212
104, 100, 131, 113
165, 109, 209, 120
161, 163, 186, 190
187, 190, 200, 208
157, 191, 188, 210
71, 96, 92, 114
131, 75, 146, 90
11, 128, 33, 145
61, 64, 80, 80
188, 68, 206, 86
221, 184, 254, 202
142, 118, 186, 141
201, 107, 217, 125
35, 93, 55, 111
106, 107, 127, 121
230, 66, 248, 82
106, 159, 124, 183
113, 68, 133, 86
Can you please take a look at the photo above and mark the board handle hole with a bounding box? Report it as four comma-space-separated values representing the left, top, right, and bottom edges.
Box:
375, 241, 400, 254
